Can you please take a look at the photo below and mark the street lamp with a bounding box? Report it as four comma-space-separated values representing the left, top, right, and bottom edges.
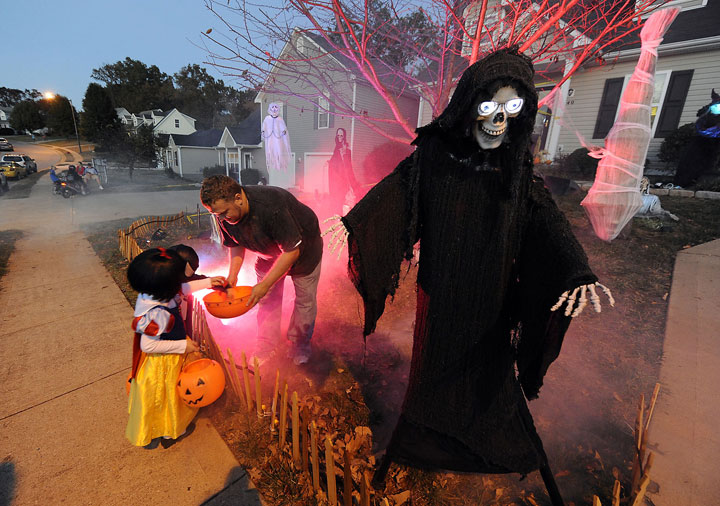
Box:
43, 92, 82, 154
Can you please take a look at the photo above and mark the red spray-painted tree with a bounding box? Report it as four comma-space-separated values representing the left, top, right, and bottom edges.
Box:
202, 0, 669, 145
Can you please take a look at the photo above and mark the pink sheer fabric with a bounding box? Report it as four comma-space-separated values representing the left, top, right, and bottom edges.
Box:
582, 8, 679, 241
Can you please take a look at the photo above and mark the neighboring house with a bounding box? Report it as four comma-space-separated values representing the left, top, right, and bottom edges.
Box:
0, 106, 13, 130
115, 107, 133, 127
255, 29, 420, 195
163, 106, 263, 180
115, 107, 197, 136
555, 0, 720, 167
152, 109, 196, 135
165, 129, 224, 178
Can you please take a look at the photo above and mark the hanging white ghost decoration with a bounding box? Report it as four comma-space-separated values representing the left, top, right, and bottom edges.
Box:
262, 102, 292, 171
581, 8, 679, 241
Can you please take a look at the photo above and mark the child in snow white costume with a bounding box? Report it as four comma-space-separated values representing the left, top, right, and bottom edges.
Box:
126, 247, 201, 447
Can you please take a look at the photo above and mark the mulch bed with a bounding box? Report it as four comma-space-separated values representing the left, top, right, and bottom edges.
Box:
84, 190, 720, 505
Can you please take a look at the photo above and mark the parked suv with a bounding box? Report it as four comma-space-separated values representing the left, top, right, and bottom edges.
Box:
0, 154, 36, 173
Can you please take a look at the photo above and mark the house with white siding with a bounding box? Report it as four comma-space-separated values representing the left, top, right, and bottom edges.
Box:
255, 29, 420, 195
0, 106, 14, 131
554, 0, 720, 167
163, 107, 263, 180
115, 107, 197, 136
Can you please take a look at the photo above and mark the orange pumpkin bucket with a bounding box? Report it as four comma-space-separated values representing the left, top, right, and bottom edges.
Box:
202, 286, 254, 319
176, 358, 226, 408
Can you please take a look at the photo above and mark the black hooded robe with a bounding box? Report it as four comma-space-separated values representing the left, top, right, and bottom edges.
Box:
342, 49, 597, 475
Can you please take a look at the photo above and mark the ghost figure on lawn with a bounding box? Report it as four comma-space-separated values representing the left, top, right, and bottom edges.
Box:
262, 102, 292, 171
323, 47, 613, 505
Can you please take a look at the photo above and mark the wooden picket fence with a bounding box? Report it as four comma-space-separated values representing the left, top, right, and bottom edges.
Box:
117, 211, 185, 262
593, 383, 661, 506
188, 297, 387, 505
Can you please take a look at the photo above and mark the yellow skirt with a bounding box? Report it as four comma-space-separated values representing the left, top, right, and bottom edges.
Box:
126, 353, 197, 447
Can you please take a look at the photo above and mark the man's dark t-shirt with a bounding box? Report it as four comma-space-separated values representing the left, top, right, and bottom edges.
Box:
217, 186, 322, 277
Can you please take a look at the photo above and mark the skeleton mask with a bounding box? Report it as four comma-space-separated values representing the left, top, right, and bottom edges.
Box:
268, 102, 280, 118
472, 86, 524, 150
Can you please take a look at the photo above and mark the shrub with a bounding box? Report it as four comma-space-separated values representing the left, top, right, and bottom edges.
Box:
362, 141, 414, 184
202, 165, 229, 178
554, 147, 599, 179
658, 123, 696, 168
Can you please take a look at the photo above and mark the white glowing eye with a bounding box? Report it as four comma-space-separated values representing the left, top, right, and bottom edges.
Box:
478, 101, 498, 115
504, 98, 524, 114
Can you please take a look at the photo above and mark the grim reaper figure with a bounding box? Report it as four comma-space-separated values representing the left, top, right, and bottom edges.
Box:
325, 48, 612, 504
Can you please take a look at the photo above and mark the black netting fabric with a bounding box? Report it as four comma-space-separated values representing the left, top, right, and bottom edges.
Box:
343, 47, 597, 474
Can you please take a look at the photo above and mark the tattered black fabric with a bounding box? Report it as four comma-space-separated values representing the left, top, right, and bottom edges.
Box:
343, 48, 596, 474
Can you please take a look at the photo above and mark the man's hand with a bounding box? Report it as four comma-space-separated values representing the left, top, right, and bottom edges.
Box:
551, 282, 615, 317
210, 276, 226, 288
247, 282, 269, 307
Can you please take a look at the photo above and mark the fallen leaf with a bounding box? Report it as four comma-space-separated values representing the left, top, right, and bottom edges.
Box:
555, 470, 571, 478
205, 28, 212, 34
389, 491, 411, 505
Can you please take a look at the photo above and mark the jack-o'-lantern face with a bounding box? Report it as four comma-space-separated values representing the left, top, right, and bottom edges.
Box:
176, 358, 226, 408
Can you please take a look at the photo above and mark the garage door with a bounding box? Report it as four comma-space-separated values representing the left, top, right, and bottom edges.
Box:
303, 153, 332, 194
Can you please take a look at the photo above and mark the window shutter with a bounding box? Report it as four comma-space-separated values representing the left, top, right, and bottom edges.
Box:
283, 104, 288, 121
593, 77, 624, 139
654, 69, 694, 138
329, 103, 335, 129
313, 100, 318, 130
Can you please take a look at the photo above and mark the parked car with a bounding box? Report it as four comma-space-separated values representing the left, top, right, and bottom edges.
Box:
0, 161, 27, 179
0, 154, 36, 173
0, 138, 13, 151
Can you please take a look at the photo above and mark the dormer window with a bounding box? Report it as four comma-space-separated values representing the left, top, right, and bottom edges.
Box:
175, 119, 180, 128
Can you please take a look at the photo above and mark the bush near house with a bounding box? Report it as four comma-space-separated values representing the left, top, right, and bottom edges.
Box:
362, 141, 414, 184
551, 147, 600, 180
659, 123, 696, 169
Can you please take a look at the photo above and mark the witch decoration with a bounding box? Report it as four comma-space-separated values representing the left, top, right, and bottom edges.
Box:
324, 47, 613, 505
262, 102, 292, 171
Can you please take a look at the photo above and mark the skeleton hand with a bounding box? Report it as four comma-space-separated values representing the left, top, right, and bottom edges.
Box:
321, 215, 349, 260
551, 282, 615, 317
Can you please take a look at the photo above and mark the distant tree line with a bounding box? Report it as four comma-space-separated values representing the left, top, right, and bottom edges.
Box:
5, 58, 255, 173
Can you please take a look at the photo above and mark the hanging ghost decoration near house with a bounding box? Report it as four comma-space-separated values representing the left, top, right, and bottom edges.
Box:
581, 8, 679, 241
262, 102, 292, 171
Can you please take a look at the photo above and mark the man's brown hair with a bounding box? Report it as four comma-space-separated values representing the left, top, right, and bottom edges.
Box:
200, 175, 243, 206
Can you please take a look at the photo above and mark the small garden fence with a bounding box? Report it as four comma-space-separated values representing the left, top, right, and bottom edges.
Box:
117, 211, 663, 505
117, 211, 185, 261
188, 297, 393, 505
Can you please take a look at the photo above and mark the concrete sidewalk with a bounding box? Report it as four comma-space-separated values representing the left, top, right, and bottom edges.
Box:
0, 163, 262, 504
648, 239, 720, 506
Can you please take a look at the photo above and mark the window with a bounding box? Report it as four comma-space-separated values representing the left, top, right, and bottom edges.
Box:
593, 70, 694, 140
317, 95, 330, 129
461, 3, 501, 58
174, 119, 180, 128
655, 70, 694, 138
173, 150, 178, 166
616, 70, 671, 135
593, 78, 624, 139
228, 152, 239, 170
244, 153, 252, 169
